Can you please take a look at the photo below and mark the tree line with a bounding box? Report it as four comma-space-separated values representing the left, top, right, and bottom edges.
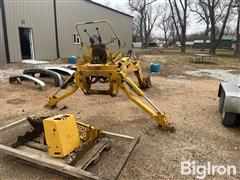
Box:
129, 0, 239, 56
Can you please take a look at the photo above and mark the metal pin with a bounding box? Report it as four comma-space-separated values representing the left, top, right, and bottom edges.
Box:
143, 95, 161, 113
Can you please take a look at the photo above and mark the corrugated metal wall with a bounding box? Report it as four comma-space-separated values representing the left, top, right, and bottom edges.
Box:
56, 0, 132, 58
0, 7, 7, 64
4, 0, 57, 62
2, 0, 132, 63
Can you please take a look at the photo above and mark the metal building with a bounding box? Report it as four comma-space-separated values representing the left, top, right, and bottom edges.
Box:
0, 6, 7, 63
0, 0, 133, 64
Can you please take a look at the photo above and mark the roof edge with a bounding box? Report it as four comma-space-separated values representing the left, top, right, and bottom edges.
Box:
85, 0, 133, 18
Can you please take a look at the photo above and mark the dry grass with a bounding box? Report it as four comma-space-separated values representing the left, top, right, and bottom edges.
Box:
135, 50, 239, 77
0, 51, 239, 179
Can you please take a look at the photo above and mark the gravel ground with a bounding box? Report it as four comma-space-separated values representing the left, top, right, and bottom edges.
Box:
0, 72, 239, 179
0, 53, 239, 179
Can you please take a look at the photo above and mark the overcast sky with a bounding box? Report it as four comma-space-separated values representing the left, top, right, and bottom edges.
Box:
92, 0, 206, 37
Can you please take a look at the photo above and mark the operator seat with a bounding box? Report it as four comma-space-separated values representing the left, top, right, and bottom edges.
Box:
91, 44, 108, 64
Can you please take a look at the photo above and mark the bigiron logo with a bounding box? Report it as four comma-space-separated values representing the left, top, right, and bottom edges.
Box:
180, 161, 237, 179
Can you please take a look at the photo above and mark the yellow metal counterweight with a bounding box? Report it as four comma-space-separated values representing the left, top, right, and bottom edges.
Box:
43, 114, 81, 158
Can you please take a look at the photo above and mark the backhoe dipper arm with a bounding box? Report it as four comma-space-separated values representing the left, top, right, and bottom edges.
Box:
45, 74, 79, 108
120, 72, 175, 132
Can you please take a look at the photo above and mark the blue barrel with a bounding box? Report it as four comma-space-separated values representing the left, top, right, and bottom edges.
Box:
68, 55, 77, 64
151, 63, 160, 73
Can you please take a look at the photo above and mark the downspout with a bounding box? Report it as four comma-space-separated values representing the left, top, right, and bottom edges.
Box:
53, 0, 60, 59
0, 0, 10, 63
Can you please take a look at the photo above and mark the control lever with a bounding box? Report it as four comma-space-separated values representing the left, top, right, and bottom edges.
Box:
96, 27, 102, 44
84, 29, 95, 45
93, 34, 98, 44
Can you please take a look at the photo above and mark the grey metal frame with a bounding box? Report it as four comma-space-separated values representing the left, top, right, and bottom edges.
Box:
23, 68, 63, 87
218, 82, 240, 126
9, 74, 47, 91
44, 67, 75, 76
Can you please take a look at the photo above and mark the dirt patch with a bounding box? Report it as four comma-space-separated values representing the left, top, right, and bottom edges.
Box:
0, 54, 239, 179
6, 98, 27, 105
185, 69, 240, 84
229, 69, 240, 75
0, 69, 25, 82
0, 74, 239, 179
0, 62, 33, 70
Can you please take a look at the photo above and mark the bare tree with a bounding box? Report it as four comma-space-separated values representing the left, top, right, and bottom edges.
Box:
225, 24, 236, 35
143, 5, 161, 47
157, 3, 172, 47
190, 1, 210, 51
199, 0, 234, 55
132, 14, 142, 41
236, 14, 240, 57
168, 0, 188, 53
169, 20, 178, 46
233, 0, 240, 57
129, 0, 159, 48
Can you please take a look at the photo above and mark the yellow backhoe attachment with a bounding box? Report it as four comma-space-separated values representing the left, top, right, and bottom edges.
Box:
45, 20, 175, 132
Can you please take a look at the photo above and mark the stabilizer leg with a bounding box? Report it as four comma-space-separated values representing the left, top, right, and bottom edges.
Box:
45, 74, 79, 108
45, 85, 79, 108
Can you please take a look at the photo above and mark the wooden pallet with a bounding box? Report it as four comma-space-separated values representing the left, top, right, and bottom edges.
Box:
0, 116, 140, 179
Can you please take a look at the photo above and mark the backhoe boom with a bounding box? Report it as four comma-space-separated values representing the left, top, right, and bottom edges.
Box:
45, 20, 175, 132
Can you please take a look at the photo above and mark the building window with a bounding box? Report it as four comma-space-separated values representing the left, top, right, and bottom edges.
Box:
73, 33, 80, 44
